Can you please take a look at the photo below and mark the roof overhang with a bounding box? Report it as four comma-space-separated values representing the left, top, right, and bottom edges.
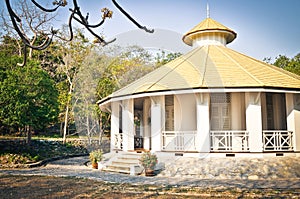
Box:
97, 86, 300, 111
183, 29, 237, 46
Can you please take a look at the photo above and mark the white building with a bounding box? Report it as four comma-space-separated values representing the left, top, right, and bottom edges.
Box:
98, 16, 300, 157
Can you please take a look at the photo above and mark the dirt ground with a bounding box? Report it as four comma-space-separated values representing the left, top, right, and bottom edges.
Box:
0, 175, 299, 199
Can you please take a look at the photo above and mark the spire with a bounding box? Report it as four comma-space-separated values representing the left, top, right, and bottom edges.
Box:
206, 2, 210, 18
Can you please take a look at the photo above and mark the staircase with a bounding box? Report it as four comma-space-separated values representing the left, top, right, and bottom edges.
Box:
102, 152, 144, 175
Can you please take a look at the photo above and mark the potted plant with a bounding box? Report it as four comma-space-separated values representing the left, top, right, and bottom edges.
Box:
89, 149, 103, 169
139, 152, 158, 176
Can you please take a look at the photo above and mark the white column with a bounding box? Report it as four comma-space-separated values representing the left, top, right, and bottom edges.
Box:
122, 99, 134, 151
143, 98, 151, 150
196, 93, 210, 152
110, 102, 119, 152
151, 96, 163, 152
286, 93, 300, 151
246, 92, 263, 152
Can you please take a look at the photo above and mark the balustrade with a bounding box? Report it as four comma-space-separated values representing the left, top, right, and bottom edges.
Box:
263, 131, 293, 151
210, 131, 249, 152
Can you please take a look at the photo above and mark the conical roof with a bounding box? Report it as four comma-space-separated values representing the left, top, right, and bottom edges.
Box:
182, 18, 237, 46
99, 45, 300, 103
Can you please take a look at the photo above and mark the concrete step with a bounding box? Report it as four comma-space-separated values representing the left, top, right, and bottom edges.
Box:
102, 152, 143, 175
119, 154, 142, 159
103, 168, 131, 174
111, 160, 139, 165
106, 164, 131, 171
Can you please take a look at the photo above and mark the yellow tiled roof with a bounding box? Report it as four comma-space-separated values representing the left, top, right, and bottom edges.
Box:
105, 45, 300, 100
183, 18, 237, 46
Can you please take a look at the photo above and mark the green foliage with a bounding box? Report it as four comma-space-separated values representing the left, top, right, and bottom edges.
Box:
272, 53, 300, 76
0, 55, 59, 132
139, 152, 158, 170
89, 149, 103, 164
155, 50, 182, 66
0, 35, 20, 57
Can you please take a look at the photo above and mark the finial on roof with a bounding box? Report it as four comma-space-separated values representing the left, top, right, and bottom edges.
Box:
206, 2, 210, 18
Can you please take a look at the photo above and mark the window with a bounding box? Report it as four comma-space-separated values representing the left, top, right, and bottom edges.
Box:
119, 105, 123, 133
210, 93, 231, 130
266, 93, 274, 130
165, 95, 174, 131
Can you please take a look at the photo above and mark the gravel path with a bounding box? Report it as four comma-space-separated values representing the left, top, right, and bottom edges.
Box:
1, 155, 300, 191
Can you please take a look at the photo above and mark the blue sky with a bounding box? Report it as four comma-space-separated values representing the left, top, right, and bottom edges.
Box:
3, 0, 300, 61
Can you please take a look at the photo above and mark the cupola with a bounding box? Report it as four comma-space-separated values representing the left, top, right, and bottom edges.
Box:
182, 17, 237, 47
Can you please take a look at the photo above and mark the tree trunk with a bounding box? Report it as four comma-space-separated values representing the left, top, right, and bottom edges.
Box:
86, 114, 91, 145
62, 104, 69, 144
26, 125, 32, 145
62, 80, 73, 144
60, 122, 63, 136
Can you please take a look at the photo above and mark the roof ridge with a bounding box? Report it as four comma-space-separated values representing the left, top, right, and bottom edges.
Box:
215, 45, 264, 86
200, 45, 210, 86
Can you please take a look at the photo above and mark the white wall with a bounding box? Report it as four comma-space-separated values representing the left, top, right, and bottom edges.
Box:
194, 32, 227, 46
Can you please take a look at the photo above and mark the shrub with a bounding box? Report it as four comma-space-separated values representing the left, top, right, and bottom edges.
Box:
89, 149, 103, 164
139, 152, 157, 170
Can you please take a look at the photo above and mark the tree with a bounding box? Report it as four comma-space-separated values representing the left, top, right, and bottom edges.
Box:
0, 53, 59, 144
273, 53, 300, 76
71, 51, 101, 145
55, 29, 92, 144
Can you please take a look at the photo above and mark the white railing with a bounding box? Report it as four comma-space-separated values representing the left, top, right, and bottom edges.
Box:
114, 133, 123, 150
210, 131, 249, 152
263, 131, 293, 151
162, 131, 197, 151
